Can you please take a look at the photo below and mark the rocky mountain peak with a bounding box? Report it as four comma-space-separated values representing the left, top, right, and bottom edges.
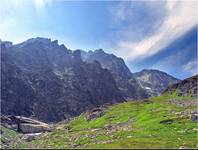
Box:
17, 37, 51, 45
94, 49, 105, 54
14, 37, 62, 49
133, 69, 179, 96
1, 41, 13, 48
82, 49, 132, 77
1, 38, 124, 122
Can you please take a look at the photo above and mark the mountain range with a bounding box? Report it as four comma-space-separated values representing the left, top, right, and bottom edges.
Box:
1, 37, 179, 122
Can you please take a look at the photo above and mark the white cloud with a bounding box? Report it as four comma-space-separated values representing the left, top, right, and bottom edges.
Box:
182, 60, 197, 75
34, 0, 52, 13
35, 0, 47, 9
115, 0, 197, 60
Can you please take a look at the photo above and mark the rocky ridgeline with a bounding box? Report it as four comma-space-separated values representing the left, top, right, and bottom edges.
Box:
1, 38, 123, 122
164, 75, 198, 98
1, 37, 180, 122
133, 69, 179, 96
80, 50, 179, 98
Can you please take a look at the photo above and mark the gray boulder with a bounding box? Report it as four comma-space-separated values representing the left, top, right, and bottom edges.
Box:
1, 115, 51, 133
86, 106, 106, 121
19, 123, 51, 133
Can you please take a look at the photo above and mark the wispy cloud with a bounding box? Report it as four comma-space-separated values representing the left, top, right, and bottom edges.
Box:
112, 0, 197, 60
34, 0, 52, 13
182, 60, 197, 75
35, 0, 51, 8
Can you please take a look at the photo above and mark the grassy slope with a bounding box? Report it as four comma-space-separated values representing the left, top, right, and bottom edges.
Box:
30, 94, 197, 149
0, 125, 17, 149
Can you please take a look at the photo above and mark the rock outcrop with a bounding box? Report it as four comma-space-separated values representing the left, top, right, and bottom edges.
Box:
163, 75, 197, 98
86, 107, 106, 121
0, 115, 51, 133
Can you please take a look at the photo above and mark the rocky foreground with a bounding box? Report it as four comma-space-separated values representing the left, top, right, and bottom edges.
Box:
1, 93, 197, 149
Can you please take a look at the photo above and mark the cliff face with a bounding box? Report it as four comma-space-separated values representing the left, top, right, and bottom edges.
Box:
80, 49, 149, 99
80, 50, 179, 99
133, 69, 179, 96
1, 38, 123, 122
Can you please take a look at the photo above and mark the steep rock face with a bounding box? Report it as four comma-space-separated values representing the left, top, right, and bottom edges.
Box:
163, 75, 197, 97
81, 49, 132, 78
1, 38, 123, 122
1, 44, 35, 117
133, 69, 179, 96
80, 49, 149, 99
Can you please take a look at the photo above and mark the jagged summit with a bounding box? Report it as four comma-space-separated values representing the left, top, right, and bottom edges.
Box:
16, 37, 51, 45
13, 37, 67, 49
139, 69, 177, 76
133, 69, 179, 96
1, 38, 123, 122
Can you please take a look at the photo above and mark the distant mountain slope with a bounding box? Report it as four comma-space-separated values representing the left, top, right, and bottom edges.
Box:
80, 50, 179, 98
1, 38, 123, 122
163, 75, 197, 97
81, 49, 132, 78
133, 69, 179, 96
1, 37, 180, 123
80, 49, 149, 99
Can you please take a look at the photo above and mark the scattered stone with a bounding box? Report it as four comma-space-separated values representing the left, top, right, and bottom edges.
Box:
0, 115, 13, 125
19, 123, 51, 133
160, 119, 174, 124
104, 125, 113, 130
86, 106, 106, 121
90, 128, 100, 132
190, 111, 198, 122
0, 129, 3, 134
22, 133, 42, 142
179, 145, 188, 149
179, 146, 185, 149
169, 99, 197, 107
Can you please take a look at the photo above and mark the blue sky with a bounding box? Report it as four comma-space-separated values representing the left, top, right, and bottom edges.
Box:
0, 0, 197, 79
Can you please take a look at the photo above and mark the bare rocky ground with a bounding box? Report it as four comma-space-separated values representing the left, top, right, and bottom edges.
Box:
168, 99, 198, 122
1, 96, 197, 149
169, 99, 197, 107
